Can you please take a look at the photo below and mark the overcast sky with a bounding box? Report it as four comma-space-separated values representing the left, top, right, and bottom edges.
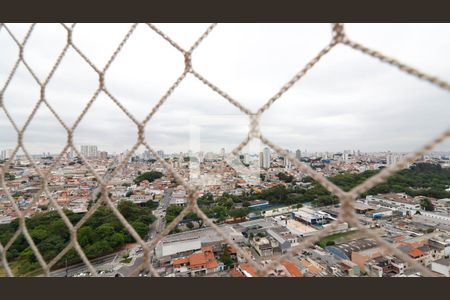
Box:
1, 23, 449, 155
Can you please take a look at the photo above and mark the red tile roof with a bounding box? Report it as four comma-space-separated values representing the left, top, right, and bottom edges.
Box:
409, 248, 425, 258
189, 252, 208, 267
229, 268, 244, 278
282, 261, 303, 277
227, 246, 237, 254
239, 263, 258, 277
174, 246, 220, 270
173, 257, 189, 266
207, 260, 219, 269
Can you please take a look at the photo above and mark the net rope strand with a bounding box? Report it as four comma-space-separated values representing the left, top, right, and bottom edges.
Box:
0, 23, 449, 277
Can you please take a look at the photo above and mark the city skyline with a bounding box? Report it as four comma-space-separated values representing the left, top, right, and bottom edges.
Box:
2, 145, 450, 160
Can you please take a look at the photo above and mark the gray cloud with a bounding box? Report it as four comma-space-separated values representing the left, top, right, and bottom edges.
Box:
1, 23, 449, 155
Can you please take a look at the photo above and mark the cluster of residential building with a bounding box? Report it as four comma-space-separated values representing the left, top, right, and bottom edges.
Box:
144, 191, 450, 277
1, 147, 450, 277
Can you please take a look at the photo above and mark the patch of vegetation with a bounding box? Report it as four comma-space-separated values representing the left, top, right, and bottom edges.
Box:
420, 198, 435, 211
219, 245, 234, 269
121, 257, 132, 264
163, 163, 450, 222
277, 172, 294, 183
133, 171, 163, 185
0, 200, 155, 275
165, 205, 203, 227
5, 172, 15, 181
329, 163, 450, 199
316, 230, 358, 248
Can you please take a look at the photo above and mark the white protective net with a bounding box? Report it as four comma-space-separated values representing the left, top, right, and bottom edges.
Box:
0, 23, 449, 277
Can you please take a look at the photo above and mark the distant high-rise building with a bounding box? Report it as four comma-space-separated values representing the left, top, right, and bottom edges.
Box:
81, 145, 98, 158
342, 153, 349, 162
295, 149, 301, 161
262, 147, 271, 169
243, 153, 250, 165
143, 150, 155, 160
157, 150, 164, 158
99, 151, 108, 160
66, 149, 74, 159
259, 152, 264, 168
386, 152, 401, 166
0, 149, 7, 160
284, 150, 292, 170
220, 148, 225, 158
88, 146, 98, 158
80, 145, 88, 157
178, 153, 184, 167
6, 149, 14, 160
143, 150, 149, 160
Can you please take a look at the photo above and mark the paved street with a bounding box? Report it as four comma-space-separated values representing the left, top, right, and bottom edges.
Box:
44, 252, 121, 277
161, 187, 173, 209
148, 187, 172, 240
117, 255, 147, 277
119, 187, 173, 276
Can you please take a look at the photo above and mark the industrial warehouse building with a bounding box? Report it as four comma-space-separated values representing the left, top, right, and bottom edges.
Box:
292, 207, 332, 225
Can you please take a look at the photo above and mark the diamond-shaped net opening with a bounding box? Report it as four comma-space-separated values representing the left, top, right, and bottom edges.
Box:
0, 23, 449, 277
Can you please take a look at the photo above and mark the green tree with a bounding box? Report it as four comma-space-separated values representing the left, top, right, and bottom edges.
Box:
85, 240, 113, 258
420, 198, 435, 211
30, 226, 49, 242
219, 251, 233, 268
108, 232, 125, 248
96, 224, 115, 239
77, 226, 95, 247
186, 221, 194, 229
165, 205, 184, 223
130, 221, 148, 239
5, 172, 15, 181
48, 219, 70, 240
277, 172, 294, 183
134, 171, 163, 185
230, 208, 249, 219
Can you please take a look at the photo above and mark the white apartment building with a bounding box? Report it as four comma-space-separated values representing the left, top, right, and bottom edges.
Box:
365, 195, 421, 215
157, 150, 164, 158
295, 149, 301, 161
386, 152, 401, 166
0, 149, 7, 160
431, 258, 450, 277
262, 147, 271, 169
0, 149, 14, 160
81, 145, 98, 158
284, 149, 292, 170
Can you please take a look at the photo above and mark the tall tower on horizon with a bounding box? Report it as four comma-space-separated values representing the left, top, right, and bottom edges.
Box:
295, 149, 301, 161
81, 145, 98, 158
262, 147, 271, 169
284, 149, 292, 170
